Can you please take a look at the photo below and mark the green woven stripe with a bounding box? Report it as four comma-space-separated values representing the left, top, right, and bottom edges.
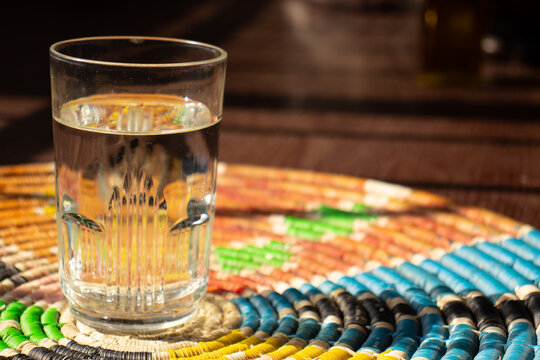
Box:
285, 226, 324, 241
265, 240, 290, 252
1, 302, 26, 321
21, 305, 47, 344
285, 216, 352, 237
43, 324, 65, 341
0, 326, 27, 349
214, 255, 260, 271
242, 245, 290, 262
41, 307, 60, 325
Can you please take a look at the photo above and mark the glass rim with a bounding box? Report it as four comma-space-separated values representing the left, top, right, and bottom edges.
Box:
50, 36, 227, 68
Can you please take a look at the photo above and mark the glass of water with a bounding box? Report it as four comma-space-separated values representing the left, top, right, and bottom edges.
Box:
49, 36, 226, 332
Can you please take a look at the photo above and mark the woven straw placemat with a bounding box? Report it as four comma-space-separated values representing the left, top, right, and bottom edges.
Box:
0, 162, 537, 360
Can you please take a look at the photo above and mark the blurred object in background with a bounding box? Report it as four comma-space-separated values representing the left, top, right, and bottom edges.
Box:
307, 0, 414, 11
480, 0, 540, 87
483, 0, 540, 66
419, 0, 487, 86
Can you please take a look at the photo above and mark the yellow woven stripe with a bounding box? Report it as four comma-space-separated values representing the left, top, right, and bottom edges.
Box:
376, 350, 404, 360
348, 352, 377, 360
183, 334, 264, 360
179, 343, 251, 360
219, 330, 250, 345
240, 335, 265, 347
265, 344, 304, 360
287, 345, 326, 360
316, 348, 353, 360
172, 330, 247, 357
242, 337, 284, 359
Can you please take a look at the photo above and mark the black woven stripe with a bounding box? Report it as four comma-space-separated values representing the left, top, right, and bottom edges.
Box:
465, 294, 506, 332
64, 341, 99, 356
334, 291, 369, 327
360, 295, 394, 326
442, 300, 475, 325
10, 355, 33, 360
28, 347, 72, 360
391, 302, 416, 318
0, 266, 19, 280
51, 345, 94, 360
97, 349, 152, 360
296, 304, 318, 316
524, 292, 540, 329
497, 298, 533, 326
313, 296, 342, 321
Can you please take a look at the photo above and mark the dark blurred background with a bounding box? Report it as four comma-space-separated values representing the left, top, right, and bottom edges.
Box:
4, 0, 540, 95
2, 0, 540, 226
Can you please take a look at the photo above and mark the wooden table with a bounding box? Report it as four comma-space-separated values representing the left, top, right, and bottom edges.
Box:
1, 0, 540, 227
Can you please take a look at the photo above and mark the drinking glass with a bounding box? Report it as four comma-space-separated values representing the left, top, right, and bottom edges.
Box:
49, 36, 226, 332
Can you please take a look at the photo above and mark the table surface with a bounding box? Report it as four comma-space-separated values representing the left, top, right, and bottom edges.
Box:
1, 0, 540, 228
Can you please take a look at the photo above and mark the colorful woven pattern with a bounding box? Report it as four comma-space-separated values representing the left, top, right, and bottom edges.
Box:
0, 162, 538, 360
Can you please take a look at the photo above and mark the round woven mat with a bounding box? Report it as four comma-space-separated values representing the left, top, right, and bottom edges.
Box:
0, 162, 538, 360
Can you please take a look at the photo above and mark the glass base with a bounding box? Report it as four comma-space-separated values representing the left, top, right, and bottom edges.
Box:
70, 304, 197, 333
